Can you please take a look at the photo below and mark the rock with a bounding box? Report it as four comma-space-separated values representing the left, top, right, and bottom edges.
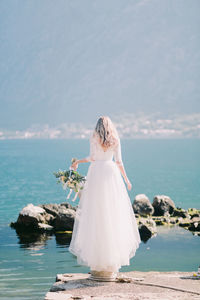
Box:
169, 217, 179, 225
138, 224, 155, 242
179, 216, 200, 231
56, 273, 74, 282
133, 194, 154, 216
49, 273, 89, 293
21, 203, 46, 216
188, 217, 200, 231
11, 204, 48, 231
152, 195, 175, 216
11, 203, 77, 234
16, 214, 45, 228
10, 203, 76, 233
38, 223, 54, 231
191, 214, 200, 219
60, 202, 77, 211
138, 218, 157, 242
188, 208, 200, 219
52, 209, 76, 231
44, 213, 55, 224
172, 208, 189, 218
152, 216, 169, 225
138, 217, 156, 228
40, 203, 71, 217
154, 219, 166, 225
40, 204, 77, 229
178, 218, 191, 228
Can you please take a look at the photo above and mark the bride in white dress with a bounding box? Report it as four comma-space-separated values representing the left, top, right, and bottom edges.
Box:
69, 116, 141, 280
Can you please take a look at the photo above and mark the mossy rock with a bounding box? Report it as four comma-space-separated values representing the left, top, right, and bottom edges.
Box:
187, 208, 200, 218
188, 217, 200, 231
172, 208, 189, 218
169, 217, 179, 225
179, 219, 191, 227
155, 219, 166, 226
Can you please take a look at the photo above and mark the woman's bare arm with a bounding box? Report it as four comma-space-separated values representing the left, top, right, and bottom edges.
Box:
116, 161, 132, 191
71, 157, 93, 170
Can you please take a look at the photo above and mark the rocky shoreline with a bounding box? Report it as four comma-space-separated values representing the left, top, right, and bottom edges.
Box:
10, 194, 200, 242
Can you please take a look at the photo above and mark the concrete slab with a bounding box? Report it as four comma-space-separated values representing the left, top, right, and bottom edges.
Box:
45, 271, 200, 300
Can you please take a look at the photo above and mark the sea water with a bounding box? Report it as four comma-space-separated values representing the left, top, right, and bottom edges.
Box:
0, 139, 199, 299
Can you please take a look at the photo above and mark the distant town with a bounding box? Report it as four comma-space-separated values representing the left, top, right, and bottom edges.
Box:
0, 113, 199, 140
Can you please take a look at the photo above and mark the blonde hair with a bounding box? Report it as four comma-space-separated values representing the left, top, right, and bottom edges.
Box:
93, 116, 119, 150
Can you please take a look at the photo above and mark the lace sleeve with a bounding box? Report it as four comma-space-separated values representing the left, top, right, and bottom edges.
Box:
113, 139, 123, 165
86, 135, 96, 162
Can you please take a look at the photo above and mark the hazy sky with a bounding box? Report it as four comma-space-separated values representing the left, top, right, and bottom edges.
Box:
0, 0, 200, 130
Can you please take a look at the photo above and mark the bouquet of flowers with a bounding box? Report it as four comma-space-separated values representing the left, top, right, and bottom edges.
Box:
53, 158, 86, 202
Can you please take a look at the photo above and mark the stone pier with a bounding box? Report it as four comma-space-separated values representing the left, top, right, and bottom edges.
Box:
45, 271, 200, 300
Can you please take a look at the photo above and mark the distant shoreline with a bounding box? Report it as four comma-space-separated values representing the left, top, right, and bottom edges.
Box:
1, 137, 200, 141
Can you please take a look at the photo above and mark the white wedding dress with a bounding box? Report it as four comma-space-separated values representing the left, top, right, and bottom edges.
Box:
69, 135, 141, 273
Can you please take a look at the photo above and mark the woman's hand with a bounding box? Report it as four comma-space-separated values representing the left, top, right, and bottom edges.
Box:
126, 180, 132, 191
60, 176, 65, 182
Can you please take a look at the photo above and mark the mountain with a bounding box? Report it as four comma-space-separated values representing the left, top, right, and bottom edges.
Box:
0, 0, 199, 130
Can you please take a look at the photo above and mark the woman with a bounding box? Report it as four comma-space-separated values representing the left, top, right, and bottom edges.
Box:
69, 116, 141, 281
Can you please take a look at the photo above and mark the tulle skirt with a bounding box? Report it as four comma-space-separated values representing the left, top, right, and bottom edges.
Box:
68, 160, 141, 272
